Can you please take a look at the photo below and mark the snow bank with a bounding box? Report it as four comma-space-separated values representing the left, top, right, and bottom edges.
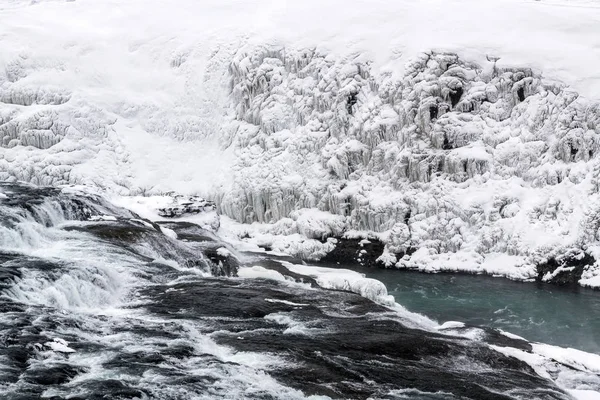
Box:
3, 0, 600, 285
281, 261, 394, 305
491, 343, 600, 400
278, 261, 438, 329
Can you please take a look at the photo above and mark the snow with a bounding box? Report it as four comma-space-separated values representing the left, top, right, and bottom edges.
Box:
491, 343, 600, 399
569, 389, 600, 400
2, 0, 600, 286
532, 343, 600, 375
45, 338, 76, 353
237, 266, 289, 282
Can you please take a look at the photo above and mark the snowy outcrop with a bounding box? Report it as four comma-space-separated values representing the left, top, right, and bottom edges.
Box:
216, 46, 600, 286
158, 195, 220, 231
158, 195, 216, 217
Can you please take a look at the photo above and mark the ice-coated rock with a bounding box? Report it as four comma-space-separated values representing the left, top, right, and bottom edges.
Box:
213, 46, 600, 286
157, 195, 220, 231
158, 195, 217, 218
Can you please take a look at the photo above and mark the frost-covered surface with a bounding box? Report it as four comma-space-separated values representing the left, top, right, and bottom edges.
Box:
3, 0, 600, 286
219, 44, 600, 287
492, 343, 600, 400
112, 195, 221, 232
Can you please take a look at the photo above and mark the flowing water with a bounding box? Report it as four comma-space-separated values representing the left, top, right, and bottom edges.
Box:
358, 269, 600, 355
0, 182, 598, 399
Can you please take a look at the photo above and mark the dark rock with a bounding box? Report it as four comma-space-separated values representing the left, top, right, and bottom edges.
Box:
429, 105, 438, 120
319, 237, 385, 267
449, 87, 463, 107
347, 92, 358, 114
202, 247, 239, 276
536, 252, 595, 287
517, 87, 525, 102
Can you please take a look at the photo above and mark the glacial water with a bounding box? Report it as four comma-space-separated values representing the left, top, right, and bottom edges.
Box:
2, 183, 599, 399
359, 268, 600, 355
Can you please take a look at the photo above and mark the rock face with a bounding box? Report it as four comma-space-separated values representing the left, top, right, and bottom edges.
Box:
319, 237, 386, 268
537, 251, 596, 287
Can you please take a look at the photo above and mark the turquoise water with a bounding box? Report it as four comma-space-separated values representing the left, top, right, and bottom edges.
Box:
358, 269, 600, 354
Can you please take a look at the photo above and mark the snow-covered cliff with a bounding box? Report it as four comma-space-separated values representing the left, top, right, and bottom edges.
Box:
2, 0, 600, 287
217, 45, 600, 287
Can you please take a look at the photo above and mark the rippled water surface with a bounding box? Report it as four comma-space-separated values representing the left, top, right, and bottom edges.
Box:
0, 183, 596, 399
360, 268, 600, 354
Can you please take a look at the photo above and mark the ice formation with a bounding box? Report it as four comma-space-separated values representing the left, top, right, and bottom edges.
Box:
1, 0, 600, 286
214, 45, 600, 287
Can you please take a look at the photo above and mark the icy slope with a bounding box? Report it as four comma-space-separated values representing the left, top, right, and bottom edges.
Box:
2, 0, 600, 285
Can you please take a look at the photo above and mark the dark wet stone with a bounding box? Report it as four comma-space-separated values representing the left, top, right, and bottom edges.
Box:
135, 271, 567, 399
481, 327, 532, 351
246, 257, 319, 286
319, 237, 385, 267
63, 221, 155, 243
536, 252, 595, 287
517, 87, 526, 102
157, 221, 238, 276
449, 87, 463, 107
139, 278, 306, 319
347, 92, 358, 114
429, 104, 438, 120
23, 364, 87, 385
202, 247, 239, 277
